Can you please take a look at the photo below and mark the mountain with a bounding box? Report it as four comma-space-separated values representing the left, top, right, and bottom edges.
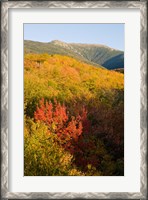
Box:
24, 40, 124, 70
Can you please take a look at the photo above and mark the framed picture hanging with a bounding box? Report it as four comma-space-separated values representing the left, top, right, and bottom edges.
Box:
1, 1, 147, 199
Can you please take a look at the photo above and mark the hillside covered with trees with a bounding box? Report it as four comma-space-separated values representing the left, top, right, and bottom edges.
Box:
24, 53, 124, 176
24, 40, 124, 70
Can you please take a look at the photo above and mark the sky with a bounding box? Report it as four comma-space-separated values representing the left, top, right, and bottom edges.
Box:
24, 24, 124, 51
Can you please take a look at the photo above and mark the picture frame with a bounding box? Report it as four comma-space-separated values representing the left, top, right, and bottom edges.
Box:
1, 1, 147, 199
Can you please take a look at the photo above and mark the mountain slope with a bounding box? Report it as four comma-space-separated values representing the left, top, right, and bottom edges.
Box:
24, 40, 124, 70
24, 53, 124, 176
24, 53, 124, 118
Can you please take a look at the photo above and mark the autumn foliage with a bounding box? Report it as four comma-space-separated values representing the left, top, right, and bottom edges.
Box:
34, 99, 83, 151
24, 54, 124, 176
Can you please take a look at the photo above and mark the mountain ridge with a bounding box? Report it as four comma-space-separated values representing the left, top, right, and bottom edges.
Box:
24, 40, 124, 70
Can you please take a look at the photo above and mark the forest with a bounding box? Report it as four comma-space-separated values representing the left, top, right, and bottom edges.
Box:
24, 53, 124, 176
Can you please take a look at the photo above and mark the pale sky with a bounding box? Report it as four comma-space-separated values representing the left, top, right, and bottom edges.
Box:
24, 24, 124, 51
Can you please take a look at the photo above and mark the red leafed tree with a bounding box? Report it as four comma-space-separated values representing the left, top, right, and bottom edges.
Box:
34, 98, 116, 173
34, 99, 85, 151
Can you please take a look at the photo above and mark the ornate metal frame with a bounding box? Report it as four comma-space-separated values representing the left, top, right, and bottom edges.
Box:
1, 1, 147, 199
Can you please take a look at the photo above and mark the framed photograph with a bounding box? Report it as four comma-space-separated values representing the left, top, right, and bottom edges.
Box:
1, 1, 147, 199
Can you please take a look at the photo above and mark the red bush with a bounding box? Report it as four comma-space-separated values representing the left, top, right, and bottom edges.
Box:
34, 99, 85, 151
